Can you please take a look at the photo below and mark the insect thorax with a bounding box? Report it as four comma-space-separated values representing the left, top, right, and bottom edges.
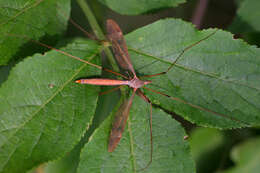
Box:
129, 77, 151, 89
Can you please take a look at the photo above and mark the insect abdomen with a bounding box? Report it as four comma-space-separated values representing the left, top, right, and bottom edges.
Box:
75, 79, 129, 86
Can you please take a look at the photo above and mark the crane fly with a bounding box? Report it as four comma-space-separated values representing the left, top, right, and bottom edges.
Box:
1, 0, 256, 172
3, 7, 241, 170
5, 16, 244, 170
5, 17, 224, 170
75, 20, 154, 164
74, 19, 218, 170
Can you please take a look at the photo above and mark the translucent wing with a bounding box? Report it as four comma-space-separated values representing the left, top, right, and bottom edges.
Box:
106, 19, 136, 76
108, 90, 136, 152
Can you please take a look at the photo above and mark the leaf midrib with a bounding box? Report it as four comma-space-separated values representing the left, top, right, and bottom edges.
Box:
0, 0, 44, 28
127, 116, 137, 172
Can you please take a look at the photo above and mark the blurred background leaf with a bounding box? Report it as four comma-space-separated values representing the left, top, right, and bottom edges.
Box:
220, 137, 260, 173
98, 0, 186, 15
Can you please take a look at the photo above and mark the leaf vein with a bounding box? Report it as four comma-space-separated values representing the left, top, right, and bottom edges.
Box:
129, 48, 259, 91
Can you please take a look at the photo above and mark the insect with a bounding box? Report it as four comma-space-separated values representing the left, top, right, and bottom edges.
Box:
63, 18, 247, 171
4, 18, 217, 171
74, 19, 218, 170
1, 1, 250, 172
75, 19, 154, 166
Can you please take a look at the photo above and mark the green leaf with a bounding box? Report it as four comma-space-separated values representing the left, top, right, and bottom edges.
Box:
78, 95, 194, 173
189, 128, 225, 173
234, 0, 246, 6
98, 0, 186, 15
0, 39, 101, 173
221, 137, 260, 173
30, 144, 81, 173
0, 0, 71, 65
190, 128, 224, 161
126, 19, 260, 129
229, 0, 260, 33
1, 1, 259, 172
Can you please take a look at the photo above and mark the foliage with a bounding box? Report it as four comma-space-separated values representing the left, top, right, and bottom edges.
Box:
0, 0, 259, 173
230, 0, 260, 33
0, 0, 71, 65
98, 0, 186, 15
221, 137, 260, 173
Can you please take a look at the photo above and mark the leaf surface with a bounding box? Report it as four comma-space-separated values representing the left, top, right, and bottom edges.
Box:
229, 0, 260, 33
125, 19, 260, 128
0, 0, 71, 65
221, 137, 260, 173
190, 128, 225, 172
190, 128, 224, 161
0, 39, 101, 173
78, 95, 194, 173
98, 0, 185, 15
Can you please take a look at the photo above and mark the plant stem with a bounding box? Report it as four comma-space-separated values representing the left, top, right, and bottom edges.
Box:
76, 0, 120, 75
76, 0, 127, 99
191, 0, 209, 29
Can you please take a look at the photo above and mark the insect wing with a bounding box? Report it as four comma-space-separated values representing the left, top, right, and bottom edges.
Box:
106, 19, 136, 76
108, 90, 136, 152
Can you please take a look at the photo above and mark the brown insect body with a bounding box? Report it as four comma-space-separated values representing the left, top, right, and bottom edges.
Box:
77, 20, 152, 153
128, 77, 151, 89
75, 78, 129, 86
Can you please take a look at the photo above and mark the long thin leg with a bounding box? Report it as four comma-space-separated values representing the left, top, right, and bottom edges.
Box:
142, 31, 217, 78
136, 60, 158, 72
143, 86, 249, 126
5, 33, 128, 79
56, 7, 98, 40
99, 85, 123, 96
68, 17, 98, 41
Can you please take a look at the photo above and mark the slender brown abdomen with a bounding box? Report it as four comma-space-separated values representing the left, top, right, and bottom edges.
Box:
75, 79, 129, 86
